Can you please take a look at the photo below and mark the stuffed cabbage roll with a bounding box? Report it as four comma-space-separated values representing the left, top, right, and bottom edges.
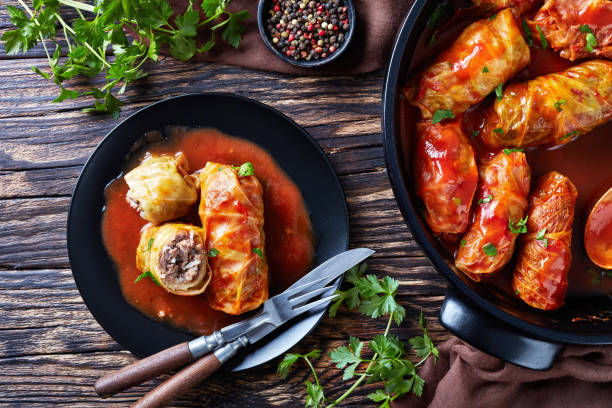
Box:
414, 120, 478, 238
480, 60, 612, 148
472, 0, 540, 14
198, 162, 268, 315
136, 223, 211, 295
455, 151, 531, 280
513, 172, 577, 310
529, 0, 612, 61
404, 8, 530, 120
125, 152, 198, 224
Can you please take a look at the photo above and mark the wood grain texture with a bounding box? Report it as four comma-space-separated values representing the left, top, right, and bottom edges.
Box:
0, 7, 449, 405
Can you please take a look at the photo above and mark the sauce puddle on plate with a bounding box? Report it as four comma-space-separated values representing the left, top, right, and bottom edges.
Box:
102, 128, 315, 335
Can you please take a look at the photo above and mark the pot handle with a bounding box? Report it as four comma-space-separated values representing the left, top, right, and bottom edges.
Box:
439, 287, 563, 370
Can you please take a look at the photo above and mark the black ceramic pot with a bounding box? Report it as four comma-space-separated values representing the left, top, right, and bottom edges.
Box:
382, 0, 612, 370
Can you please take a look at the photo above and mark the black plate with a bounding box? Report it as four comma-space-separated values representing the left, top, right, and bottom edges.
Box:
383, 0, 612, 369
67, 93, 349, 371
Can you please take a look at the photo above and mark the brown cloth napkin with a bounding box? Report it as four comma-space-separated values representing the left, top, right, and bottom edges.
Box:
394, 337, 612, 408
169, 0, 415, 75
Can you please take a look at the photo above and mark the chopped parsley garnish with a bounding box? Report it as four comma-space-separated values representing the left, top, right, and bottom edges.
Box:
482, 66, 489, 73
515, 288, 520, 295
428, 2, 452, 28
142, 238, 154, 253
509, 216, 528, 234
579, 25, 597, 53
483, 243, 498, 257
135, 271, 161, 286
431, 109, 455, 124
478, 194, 493, 205
522, 18, 533, 46
536, 25, 547, 49
536, 228, 548, 248
562, 130, 579, 140
253, 248, 264, 258
503, 148, 524, 154
495, 83, 503, 101
207, 248, 219, 257
235, 162, 255, 177
488, 13, 497, 20
554, 99, 566, 112
472, 130, 480, 137
447, 61, 453, 68
452, 197, 461, 206
460, 239, 467, 248
590, 268, 612, 286
493, 127, 504, 135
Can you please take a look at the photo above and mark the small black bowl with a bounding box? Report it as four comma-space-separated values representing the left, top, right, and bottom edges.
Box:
257, 0, 356, 68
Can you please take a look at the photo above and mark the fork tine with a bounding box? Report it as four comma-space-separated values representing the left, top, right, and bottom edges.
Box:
289, 284, 337, 306
291, 294, 339, 315
276, 275, 330, 300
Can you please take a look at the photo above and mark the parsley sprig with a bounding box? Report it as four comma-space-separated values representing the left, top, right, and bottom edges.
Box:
2, 0, 250, 118
278, 263, 438, 407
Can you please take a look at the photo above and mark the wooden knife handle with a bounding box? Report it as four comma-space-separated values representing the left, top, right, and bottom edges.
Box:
130, 352, 222, 408
95, 342, 195, 398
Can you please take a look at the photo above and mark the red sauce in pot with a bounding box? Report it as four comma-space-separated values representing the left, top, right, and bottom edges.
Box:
102, 128, 315, 335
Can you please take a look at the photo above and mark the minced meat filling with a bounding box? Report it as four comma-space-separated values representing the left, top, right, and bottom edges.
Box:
158, 230, 204, 284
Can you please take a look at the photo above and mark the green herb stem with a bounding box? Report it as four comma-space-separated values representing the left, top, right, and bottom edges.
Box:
58, 0, 95, 12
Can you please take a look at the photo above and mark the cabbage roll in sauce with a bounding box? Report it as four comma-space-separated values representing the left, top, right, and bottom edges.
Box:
455, 151, 531, 280
404, 8, 530, 120
198, 162, 268, 315
414, 119, 478, 238
472, 0, 540, 14
479, 60, 612, 149
529, 0, 612, 61
136, 223, 212, 295
513, 172, 577, 310
125, 152, 198, 224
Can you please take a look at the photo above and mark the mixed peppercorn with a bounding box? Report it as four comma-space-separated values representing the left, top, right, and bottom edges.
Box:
265, 0, 351, 62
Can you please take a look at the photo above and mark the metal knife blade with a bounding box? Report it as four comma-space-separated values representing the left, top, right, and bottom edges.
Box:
219, 248, 374, 344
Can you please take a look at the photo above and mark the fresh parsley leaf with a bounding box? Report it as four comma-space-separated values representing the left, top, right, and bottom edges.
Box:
207, 248, 219, 257
509, 216, 528, 234
585, 33, 597, 53
252, 247, 264, 258
483, 243, 498, 256
142, 237, 154, 252
495, 83, 503, 101
202, 0, 223, 18
482, 66, 489, 73
489, 13, 497, 20
277, 353, 300, 379
563, 130, 579, 140
579, 24, 593, 34
522, 18, 533, 46
431, 109, 455, 124
536, 25, 547, 49
536, 228, 548, 248
176, 9, 200, 37
515, 288, 520, 295
222, 10, 250, 49
493, 127, 504, 135
236, 162, 255, 177
472, 130, 479, 137
503, 148, 524, 154
554, 99, 566, 112
460, 239, 467, 247
134, 270, 161, 286
305, 380, 324, 408
478, 194, 493, 205
53, 87, 79, 103
368, 389, 390, 403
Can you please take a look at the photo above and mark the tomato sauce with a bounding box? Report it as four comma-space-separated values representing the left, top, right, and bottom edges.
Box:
585, 198, 612, 271
102, 128, 315, 335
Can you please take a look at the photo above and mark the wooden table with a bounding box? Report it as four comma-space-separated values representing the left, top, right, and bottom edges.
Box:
0, 6, 451, 407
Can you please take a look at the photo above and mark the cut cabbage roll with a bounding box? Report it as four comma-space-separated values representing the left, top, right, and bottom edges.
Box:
473, 0, 540, 14
480, 60, 612, 148
414, 119, 478, 238
529, 0, 612, 61
404, 8, 530, 120
125, 152, 198, 224
198, 162, 268, 315
136, 223, 211, 295
455, 150, 531, 280
513, 172, 577, 310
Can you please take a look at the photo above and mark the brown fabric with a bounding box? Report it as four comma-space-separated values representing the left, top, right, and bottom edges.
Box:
168, 0, 416, 75
394, 337, 612, 408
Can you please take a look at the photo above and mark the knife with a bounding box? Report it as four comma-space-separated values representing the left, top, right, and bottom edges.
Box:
95, 248, 374, 398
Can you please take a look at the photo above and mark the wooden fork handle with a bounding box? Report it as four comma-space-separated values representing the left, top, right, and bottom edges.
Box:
130, 352, 222, 408
95, 342, 194, 398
